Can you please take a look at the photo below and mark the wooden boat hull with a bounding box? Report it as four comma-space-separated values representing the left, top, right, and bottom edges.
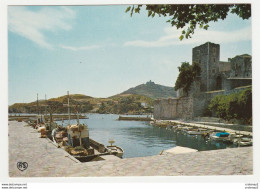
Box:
107, 146, 124, 158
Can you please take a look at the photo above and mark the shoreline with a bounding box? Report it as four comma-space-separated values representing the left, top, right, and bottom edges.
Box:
9, 121, 252, 177
151, 119, 252, 137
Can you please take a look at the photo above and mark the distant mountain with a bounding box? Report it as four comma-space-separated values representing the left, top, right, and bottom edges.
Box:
8, 82, 176, 114
120, 80, 176, 99
9, 93, 154, 114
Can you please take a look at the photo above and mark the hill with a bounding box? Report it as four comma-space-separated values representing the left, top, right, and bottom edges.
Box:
120, 80, 176, 99
9, 93, 153, 115
8, 80, 176, 114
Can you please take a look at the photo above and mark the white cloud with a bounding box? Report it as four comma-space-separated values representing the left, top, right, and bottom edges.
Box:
124, 26, 251, 47
60, 45, 100, 51
8, 6, 75, 49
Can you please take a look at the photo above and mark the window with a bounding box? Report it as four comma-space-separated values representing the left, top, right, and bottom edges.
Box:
213, 48, 216, 55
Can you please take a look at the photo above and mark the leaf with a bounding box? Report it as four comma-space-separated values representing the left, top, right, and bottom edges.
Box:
179, 35, 184, 41
135, 7, 140, 13
125, 6, 131, 13
203, 24, 209, 30
148, 10, 152, 17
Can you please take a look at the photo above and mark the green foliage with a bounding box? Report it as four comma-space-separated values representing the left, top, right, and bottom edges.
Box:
174, 62, 201, 94
126, 4, 251, 40
97, 95, 153, 114
9, 95, 94, 114
208, 88, 252, 124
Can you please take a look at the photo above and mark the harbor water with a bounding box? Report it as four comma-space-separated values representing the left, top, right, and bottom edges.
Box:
57, 114, 237, 158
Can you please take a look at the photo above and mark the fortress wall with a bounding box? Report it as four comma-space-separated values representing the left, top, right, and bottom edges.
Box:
223, 78, 252, 91
230, 55, 252, 78
219, 61, 231, 72
154, 97, 194, 120
154, 85, 251, 120
154, 99, 178, 120
192, 95, 208, 117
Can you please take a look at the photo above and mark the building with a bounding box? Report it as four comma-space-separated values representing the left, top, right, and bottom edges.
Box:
154, 42, 252, 120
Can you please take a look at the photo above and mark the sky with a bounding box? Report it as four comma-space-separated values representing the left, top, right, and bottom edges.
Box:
8, 5, 252, 105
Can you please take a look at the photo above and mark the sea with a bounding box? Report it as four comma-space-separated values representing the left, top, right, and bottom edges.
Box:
56, 113, 237, 158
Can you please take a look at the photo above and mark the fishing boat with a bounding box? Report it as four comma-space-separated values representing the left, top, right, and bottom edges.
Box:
51, 118, 111, 161
50, 91, 124, 162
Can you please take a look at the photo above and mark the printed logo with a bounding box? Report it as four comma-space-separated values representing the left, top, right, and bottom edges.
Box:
17, 162, 28, 171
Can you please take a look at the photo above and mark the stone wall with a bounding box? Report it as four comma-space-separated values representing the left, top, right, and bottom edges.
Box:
154, 86, 252, 120
154, 97, 193, 120
218, 61, 231, 72
229, 55, 252, 78
223, 78, 252, 91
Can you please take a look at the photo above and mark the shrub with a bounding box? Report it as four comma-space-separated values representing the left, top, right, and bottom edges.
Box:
208, 87, 252, 124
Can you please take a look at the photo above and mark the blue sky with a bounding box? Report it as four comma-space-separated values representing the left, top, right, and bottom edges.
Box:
8, 5, 252, 105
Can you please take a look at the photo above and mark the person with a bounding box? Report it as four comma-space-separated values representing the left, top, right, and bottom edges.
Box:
51, 126, 57, 143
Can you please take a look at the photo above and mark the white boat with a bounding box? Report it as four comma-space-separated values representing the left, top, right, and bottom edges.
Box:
239, 141, 253, 146
225, 133, 243, 142
180, 126, 193, 132
107, 145, 124, 158
186, 129, 208, 135
233, 137, 253, 146
107, 139, 124, 158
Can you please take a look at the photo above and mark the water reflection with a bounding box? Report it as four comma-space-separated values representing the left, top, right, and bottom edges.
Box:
57, 114, 236, 158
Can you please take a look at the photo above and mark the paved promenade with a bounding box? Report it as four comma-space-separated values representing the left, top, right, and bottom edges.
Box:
9, 121, 253, 177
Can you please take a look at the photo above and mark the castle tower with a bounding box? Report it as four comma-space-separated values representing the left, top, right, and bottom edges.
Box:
192, 42, 220, 92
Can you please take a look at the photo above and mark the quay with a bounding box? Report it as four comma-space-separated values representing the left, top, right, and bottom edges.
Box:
118, 116, 152, 121
9, 121, 252, 177
152, 120, 252, 137
8, 114, 88, 122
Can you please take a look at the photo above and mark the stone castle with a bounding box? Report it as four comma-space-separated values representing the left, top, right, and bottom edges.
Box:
154, 42, 252, 120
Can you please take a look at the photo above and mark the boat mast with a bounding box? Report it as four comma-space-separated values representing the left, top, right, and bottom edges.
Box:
67, 91, 71, 125
44, 94, 47, 117
37, 93, 39, 124
37, 93, 39, 115
75, 105, 82, 146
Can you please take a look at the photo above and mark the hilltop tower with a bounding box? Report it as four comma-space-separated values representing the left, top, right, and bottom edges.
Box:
192, 42, 220, 92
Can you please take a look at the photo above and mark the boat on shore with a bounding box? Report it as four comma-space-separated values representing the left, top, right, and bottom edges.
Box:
233, 137, 253, 146
50, 122, 112, 162
107, 146, 124, 158
50, 91, 124, 162
106, 139, 124, 158
186, 128, 208, 135
210, 132, 230, 141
